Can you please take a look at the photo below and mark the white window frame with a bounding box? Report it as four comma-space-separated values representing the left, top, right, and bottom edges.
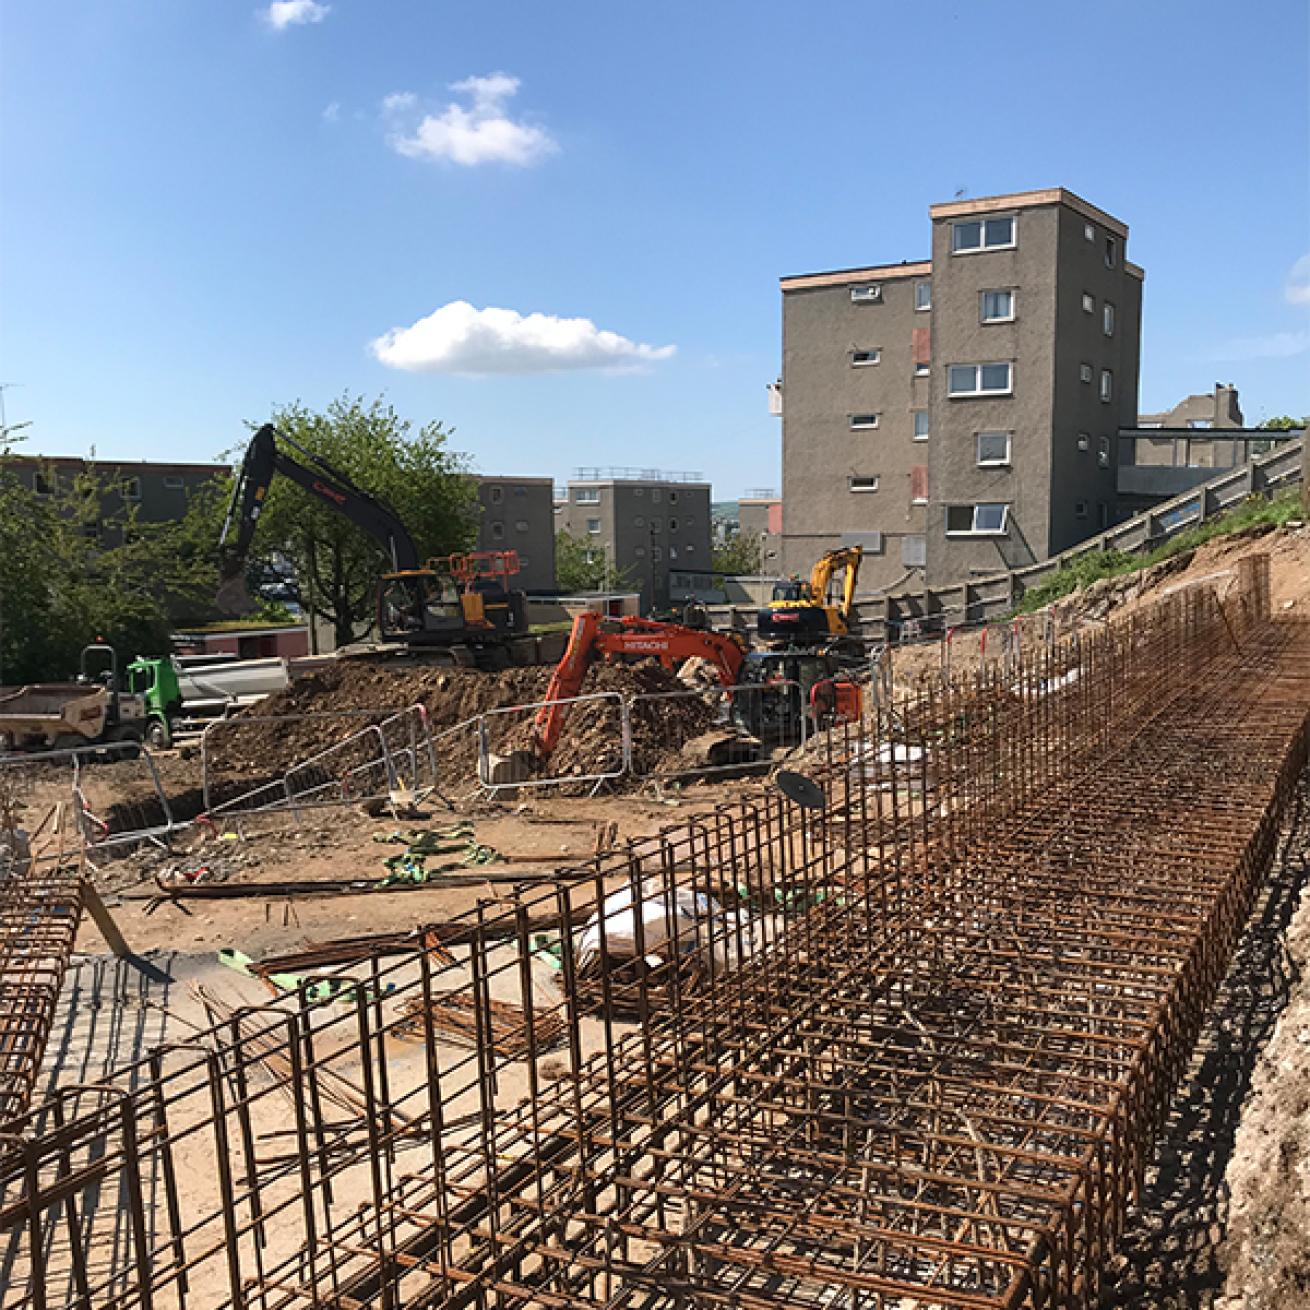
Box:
945, 503, 1010, 536
951, 215, 1017, 254
1103, 302, 1116, 337
851, 349, 881, 367
848, 475, 880, 493
585, 518, 602, 535
1084, 222, 1096, 242
684, 543, 695, 554
979, 289, 1015, 323
573, 487, 600, 504
914, 360, 930, 376
1080, 363, 1093, 384
975, 431, 1012, 467
1099, 369, 1114, 403
1077, 432, 1091, 452
947, 362, 1013, 398
850, 285, 883, 304
1082, 292, 1095, 314
913, 410, 930, 441
849, 413, 881, 430
914, 280, 932, 311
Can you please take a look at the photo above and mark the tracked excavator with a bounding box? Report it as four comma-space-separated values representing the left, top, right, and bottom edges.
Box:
529, 610, 861, 765
758, 545, 864, 645
218, 425, 529, 666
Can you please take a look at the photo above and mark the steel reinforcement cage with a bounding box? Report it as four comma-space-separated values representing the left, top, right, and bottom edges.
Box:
2, 555, 1310, 1309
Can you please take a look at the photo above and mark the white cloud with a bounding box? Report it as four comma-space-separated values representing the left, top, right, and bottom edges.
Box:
370, 302, 675, 375
383, 73, 557, 167
262, 0, 329, 29
1286, 254, 1310, 306
322, 101, 340, 123
1207, 330, 1310, 362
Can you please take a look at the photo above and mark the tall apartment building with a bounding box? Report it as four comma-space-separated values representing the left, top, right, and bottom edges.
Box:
555, 469, 712, 610
472, 475, 556, 591
778, 188, 1143, 588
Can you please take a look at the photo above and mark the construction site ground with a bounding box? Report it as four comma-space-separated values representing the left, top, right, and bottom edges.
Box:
11, 515, 1310, 1308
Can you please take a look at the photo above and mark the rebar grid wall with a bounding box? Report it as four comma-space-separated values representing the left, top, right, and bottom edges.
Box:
2, 556, 1309, 1310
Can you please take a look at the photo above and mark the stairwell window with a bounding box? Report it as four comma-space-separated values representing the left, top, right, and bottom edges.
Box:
947, 362, 1012, 397
913, 410, 930, 441
586, 518, 602, 535
946, 503, 1009, 535
1105, 236, 1118, 268
1098, 436, 1111, 467
952, 215, 1016, 253
1103, 302, 1116, 337
1082, 293, 1095, 314
980, 290, 1015, 323
1077, 432, 1091, 452
849, 476, 880, 493
1080, 363, 1093, 384
851, 349, 881, 367
850, 413, 881, 430
976, 432, 1011, 467
915, 281, 932, 310
1100, 369, 1114, 403
1075, 500, 1090, 518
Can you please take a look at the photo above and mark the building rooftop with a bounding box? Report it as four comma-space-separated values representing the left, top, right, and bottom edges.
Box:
570, 466, 709, 486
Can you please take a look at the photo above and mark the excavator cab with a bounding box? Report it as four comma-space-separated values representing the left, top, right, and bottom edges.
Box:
758, 547, 863, 646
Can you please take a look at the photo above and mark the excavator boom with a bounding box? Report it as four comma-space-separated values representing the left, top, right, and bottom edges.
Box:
532, 613, 747, 758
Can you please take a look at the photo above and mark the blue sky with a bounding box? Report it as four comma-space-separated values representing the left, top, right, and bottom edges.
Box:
3, 0, 1307, 498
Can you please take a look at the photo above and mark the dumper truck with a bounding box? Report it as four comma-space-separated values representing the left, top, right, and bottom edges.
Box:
0, 645, 181, 753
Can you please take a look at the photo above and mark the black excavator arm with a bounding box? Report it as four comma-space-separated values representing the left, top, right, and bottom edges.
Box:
217, 425, 421, 605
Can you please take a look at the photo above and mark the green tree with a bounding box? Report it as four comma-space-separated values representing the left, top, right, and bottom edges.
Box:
1260, 415, 1310, 430
711, 531, 763, 577
235, 396, 478, 646
554, 529, 631, 592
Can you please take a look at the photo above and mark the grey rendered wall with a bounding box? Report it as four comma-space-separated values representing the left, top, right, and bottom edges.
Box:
780, 273, 931, 592
926, 204, 1059, 584
474, 478, 557, 591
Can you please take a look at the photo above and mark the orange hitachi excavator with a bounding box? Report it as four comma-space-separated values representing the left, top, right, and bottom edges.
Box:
531, 611, 861, 762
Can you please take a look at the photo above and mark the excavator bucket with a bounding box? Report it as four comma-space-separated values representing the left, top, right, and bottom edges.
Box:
215, 567, 256, 617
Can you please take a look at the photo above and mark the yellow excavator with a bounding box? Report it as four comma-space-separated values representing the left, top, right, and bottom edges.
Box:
757, 545, 863, 644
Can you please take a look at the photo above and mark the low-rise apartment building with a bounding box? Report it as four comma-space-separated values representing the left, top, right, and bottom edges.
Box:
777, 188, 1144, 589
472, 475, 556, 591
556, 468, 713, 610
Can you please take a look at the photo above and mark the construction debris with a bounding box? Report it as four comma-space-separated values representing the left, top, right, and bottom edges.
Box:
394, 991, 567, 1059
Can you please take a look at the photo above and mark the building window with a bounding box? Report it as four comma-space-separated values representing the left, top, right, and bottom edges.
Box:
669, 545, 679, 560
1100, 370, 1113, 403
633, 515, 645, 528
1084, 222, 1096, 242
1105, 236, 1118, 268
684, 516, 694, 528
914, 361, 930, 376
34, 471, 56, 495
634, 546, 646, 558
650, 517, 663, 532
946, 503, 1009, 535
513, 486, 528, 496
980, 289, 1015, 323
651, 488, 662, 503
489, 485, 504, 504
518, 554, 531, 568
1098, 436, 1111, 467
1080, 363, 1093, 384
163, 474, 184, 490
1188, 418, 1213, 430
491, 521, 505, 539
684, 542, 695, 554
585, 518, 601, 535
1103, 303, 1116, 337
850, 284, 883, 304
1075, 499, 1090, 518
947, 362, 1012, 397
123, 477, 141, 501
651, 545, 663, 562
1077, 432, 1091, 452
848, 475, 880, 493
850, 413, 881, 430
913, 410, 930, 441
669, 491, 678, 504
515, 519, 529, 532
976, 431, 1011, 466
915, 281, 932, 311
1082, 292, 1095, 314
574, 488, 600, 504
669, 517, 679, 531
952, 215, 1016, 253
851, 349, 881, 367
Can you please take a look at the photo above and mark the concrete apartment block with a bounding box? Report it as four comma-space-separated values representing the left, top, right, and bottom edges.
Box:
778, 188, 1145, 589
737, 494, 782, 570
473, 476, 556, 591
557, 471, 712, 610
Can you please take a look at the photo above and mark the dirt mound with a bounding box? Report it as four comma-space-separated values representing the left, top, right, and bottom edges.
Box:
205, 657, 715, 790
